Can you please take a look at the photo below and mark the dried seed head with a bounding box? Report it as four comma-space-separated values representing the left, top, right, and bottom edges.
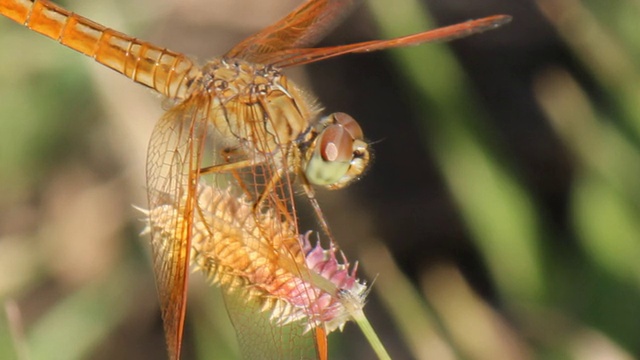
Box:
141, 183, 367, 333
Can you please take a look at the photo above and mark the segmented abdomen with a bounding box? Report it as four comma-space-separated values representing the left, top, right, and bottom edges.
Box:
0, 0, 199, 99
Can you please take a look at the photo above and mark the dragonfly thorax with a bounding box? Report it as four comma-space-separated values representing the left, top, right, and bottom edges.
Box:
194, 58, 319, 155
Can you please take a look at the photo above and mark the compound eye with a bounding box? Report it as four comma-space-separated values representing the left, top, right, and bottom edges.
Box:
305, 124, 353, 186
305, 113, 371, 189
332, 112, 363, 141
319, 124, 353, 163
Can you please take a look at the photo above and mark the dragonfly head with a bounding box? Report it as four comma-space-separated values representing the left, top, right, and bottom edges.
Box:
303, 112, 370, 189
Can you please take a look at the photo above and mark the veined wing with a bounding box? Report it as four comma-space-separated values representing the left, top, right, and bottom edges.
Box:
189, 182, 326, 359
145, 84, 328, 359
194, 62, 338, 358
223, 291, 319, 359
267, 14, 512, 67
224, 0, 360, 62
0, 0, 198, 99
145, 95, 212, 360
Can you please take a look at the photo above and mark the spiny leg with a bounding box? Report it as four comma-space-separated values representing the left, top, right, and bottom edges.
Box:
297, 168, 336, 244
199, 158, 255, 201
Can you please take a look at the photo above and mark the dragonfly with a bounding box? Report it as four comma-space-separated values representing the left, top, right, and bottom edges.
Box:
0, 0, 511, 358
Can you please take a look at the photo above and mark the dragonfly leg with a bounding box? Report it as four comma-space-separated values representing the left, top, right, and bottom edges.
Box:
198, 159, 256, 201
252, 166, 291, 218
298, 171, 336, 244
199, 159, 254, 175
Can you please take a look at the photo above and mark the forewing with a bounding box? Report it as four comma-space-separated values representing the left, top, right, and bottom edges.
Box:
221, 282, 319, 360
146, 96, 210, 360
224, 0, 360, 62
145, 85, 324, 358
209, 86, 326, 359
266, 14, 512, 67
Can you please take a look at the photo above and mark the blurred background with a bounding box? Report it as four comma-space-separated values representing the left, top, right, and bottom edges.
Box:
1, 0, 639, 359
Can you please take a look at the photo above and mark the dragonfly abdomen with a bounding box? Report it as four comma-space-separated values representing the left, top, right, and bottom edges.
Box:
1, 0, 199, 99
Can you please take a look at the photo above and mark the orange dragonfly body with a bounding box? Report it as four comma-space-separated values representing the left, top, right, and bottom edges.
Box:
0, 0, 511, 358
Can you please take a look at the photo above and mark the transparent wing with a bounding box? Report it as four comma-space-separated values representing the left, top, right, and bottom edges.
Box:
224, 0, 360, 62
146, 96, 211, 359
187, 181, 330, 360
220, 94, 329, 359
146, 88, 326, 359
267, 15, 513, 67
187, 178, 326, 360
222, 287, 318, 360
